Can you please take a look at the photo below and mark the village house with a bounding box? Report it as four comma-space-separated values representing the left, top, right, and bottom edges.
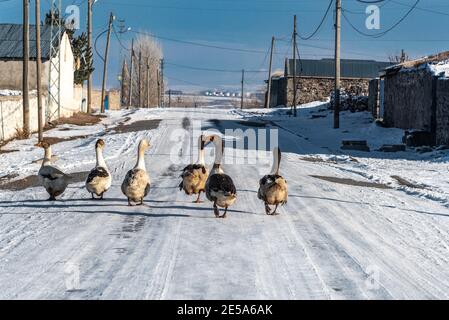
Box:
379, 51, 449, 146
0, 23, 83, 141
266, 58, 391, 108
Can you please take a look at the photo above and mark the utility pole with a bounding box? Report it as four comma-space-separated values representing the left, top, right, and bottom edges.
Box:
128, 38, 134, 108
168, 89, 171, 108
87, 0, 93, 113
160, 58, 164, 108
241, 69, 245, 109
146, 57, 150, 108
22, 0, 30, 137
35, 0, 43, 142
265, 36, 275, 109
101, 13, 114, 113
334, 0, 341, 129
292, 15, 298, 117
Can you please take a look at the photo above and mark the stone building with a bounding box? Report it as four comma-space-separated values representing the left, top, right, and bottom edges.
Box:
380, 51, 449, 146
266, 58, 391, 107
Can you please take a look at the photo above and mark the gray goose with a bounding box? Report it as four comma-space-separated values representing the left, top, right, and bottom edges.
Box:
37, 142, 70, 201
205, 135, 236, 218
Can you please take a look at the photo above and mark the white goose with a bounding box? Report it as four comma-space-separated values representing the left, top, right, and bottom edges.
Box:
86, 139, 112, 199
178, 134, 209, 203
37, 142, 70, 200
205, 134, 237, 218
121, 139, 151, 206
257, 147, 288, 215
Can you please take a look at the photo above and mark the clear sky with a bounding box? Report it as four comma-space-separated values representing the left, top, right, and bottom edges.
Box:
1, 0, 449, 92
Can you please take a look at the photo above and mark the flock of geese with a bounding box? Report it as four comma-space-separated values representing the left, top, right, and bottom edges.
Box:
37, 134, 288, 217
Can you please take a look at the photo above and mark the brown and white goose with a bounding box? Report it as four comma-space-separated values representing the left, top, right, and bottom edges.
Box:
257, 147, 288, 215
121, 139, 151, 206
86, 139, 112, 199
37, 142, 70, 201
205, 134, 236, 218
178, 134, 209, 203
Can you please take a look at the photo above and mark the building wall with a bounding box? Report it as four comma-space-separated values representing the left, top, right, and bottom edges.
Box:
383, 69, 434, 131
0, 86, 84, 142
436, 78, 449, 145
0, 60, 50, 91
0, 94, 45, 141
90, 89, 121, 111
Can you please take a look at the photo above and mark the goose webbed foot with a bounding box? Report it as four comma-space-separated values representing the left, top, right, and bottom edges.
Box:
136, 198, 144, 206
48, 196, 56, 201
271, 204, 280, 216
220, 206, 228, 219
194, 192, 202, 203
127, 198, 134, 207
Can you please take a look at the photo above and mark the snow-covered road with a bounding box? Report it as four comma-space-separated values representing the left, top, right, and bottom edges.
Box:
0, 106, 448, 299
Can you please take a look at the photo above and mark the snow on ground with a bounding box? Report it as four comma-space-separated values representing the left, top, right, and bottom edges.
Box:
0, 103, 449, 299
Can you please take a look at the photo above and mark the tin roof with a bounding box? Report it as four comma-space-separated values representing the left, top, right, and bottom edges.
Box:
0, 24, 54, 60
285, 58, 392, 79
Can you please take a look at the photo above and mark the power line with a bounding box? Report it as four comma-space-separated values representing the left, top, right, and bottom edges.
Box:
298, 0, 334, 40
342, 0, 420, 38
165, 61, 266, 73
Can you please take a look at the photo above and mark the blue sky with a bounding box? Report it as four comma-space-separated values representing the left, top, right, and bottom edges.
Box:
1, 0, 449, 91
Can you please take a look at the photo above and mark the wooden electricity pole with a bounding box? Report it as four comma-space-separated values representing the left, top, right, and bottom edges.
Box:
292, 15, 298, 117
128, 39, 134, 108
23, 0, 30, 137
265, 36, 275, 109
35, 0, 43, 142
160, 59, 164, 108
241, 69, 245, 109
100, 13, 114, 113
334, 0, 341, 129
87, 0, 93, 113
168, 89, 171, 108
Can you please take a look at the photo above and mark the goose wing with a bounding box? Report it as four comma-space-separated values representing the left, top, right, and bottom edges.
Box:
87, 167, 109, 183
208, 173, 236, 195
39, 165, 69, 180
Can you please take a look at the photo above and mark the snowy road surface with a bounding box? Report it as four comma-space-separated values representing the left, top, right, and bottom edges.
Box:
1, 106, 449, 299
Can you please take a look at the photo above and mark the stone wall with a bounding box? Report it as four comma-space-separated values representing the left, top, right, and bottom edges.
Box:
282, 77, 369, 106
436, 78, 449, 146
383, 69, 434, 131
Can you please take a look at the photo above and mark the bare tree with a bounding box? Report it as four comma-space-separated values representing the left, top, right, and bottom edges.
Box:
389, 49, 409, 64
125, 34, 163, 107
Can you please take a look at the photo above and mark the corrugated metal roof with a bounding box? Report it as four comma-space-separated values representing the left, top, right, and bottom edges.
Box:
286, 58, 392, 79
0, 24, 53, 60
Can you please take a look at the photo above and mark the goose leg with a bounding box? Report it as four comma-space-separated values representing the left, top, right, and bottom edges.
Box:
48, 196, 56, 201
100, 192, 104, 200
271, 204, 280, 216
220, 206, 228, 219
265, 202, 272, 215
127, 198, 134, 207
137, 198, 144, 206
213, 201, 220, 218
194, 191, 202, 203
91, 193, 95, 199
